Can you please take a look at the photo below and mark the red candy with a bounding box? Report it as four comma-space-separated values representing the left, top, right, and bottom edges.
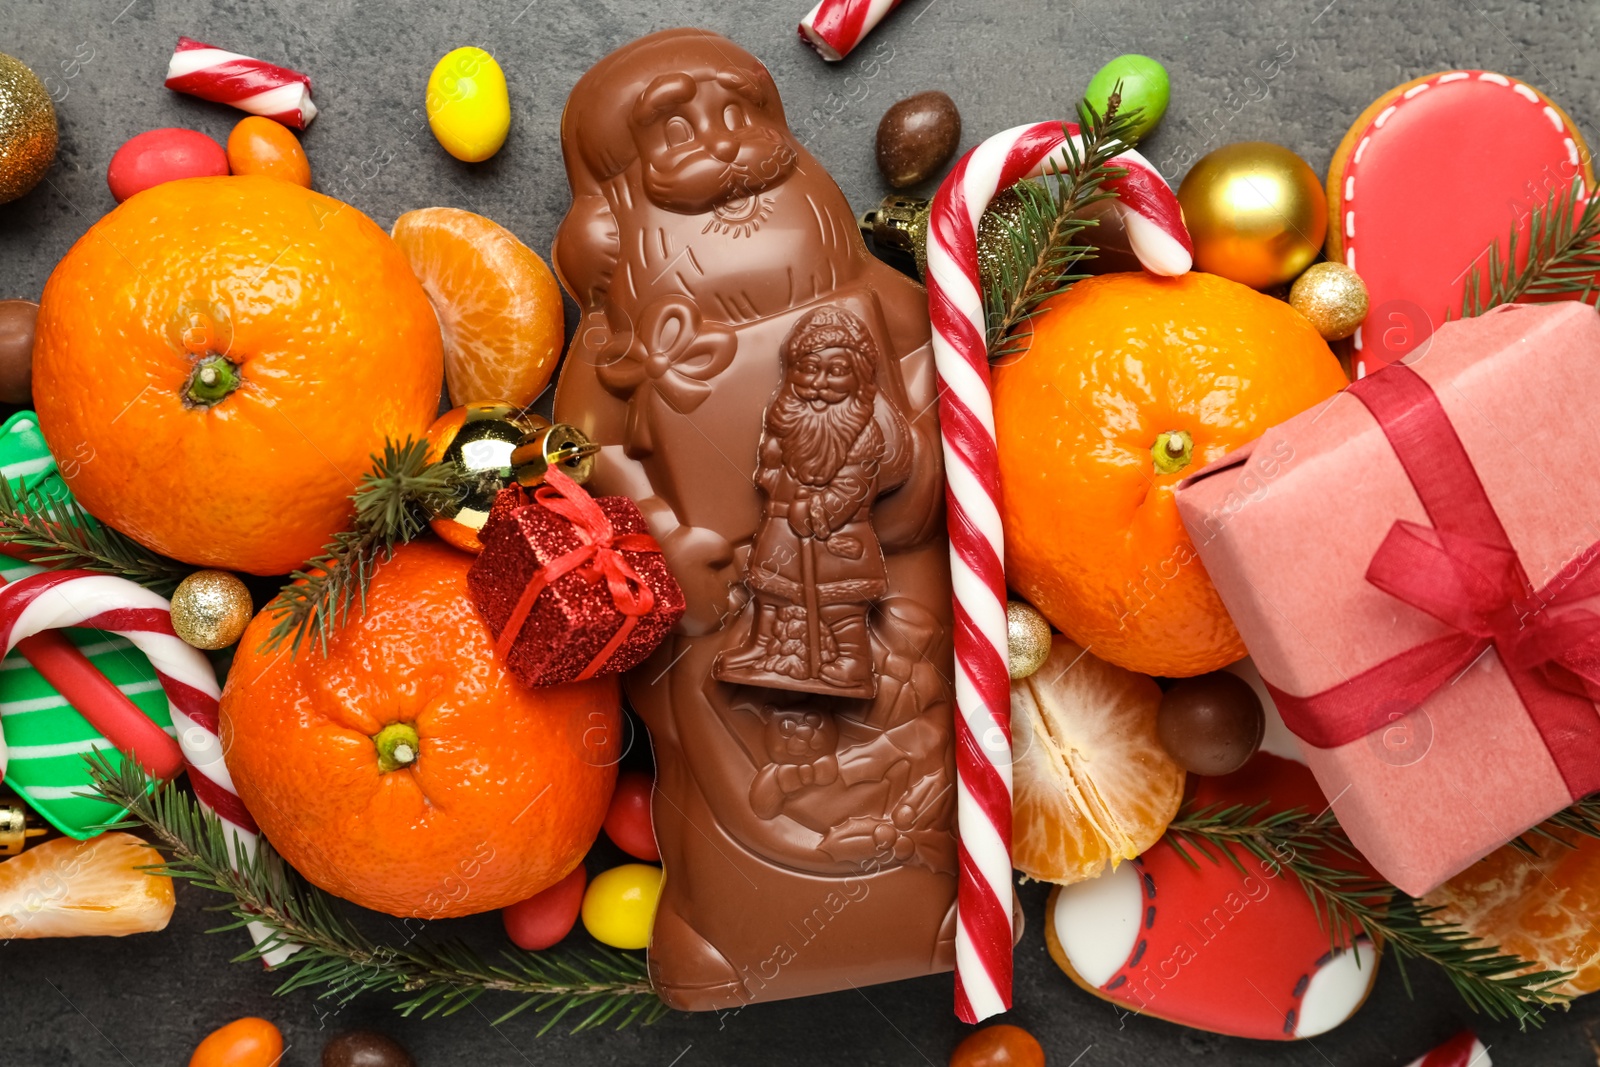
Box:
107, 128, 228, 203
603, 770, 659, 861
502, 865, 586, 951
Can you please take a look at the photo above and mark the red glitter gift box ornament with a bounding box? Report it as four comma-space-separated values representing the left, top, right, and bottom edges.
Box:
468, 467, 685, 686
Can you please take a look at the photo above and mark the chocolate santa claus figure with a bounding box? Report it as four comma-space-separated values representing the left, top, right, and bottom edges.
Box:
552, 28, 956, 1010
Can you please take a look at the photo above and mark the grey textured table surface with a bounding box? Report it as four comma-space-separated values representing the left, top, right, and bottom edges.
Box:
5, 0, 1600, 1064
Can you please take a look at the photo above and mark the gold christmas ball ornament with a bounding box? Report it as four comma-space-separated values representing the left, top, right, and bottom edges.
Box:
0, 800, 46, 856
423, 401, 598, 553
1177, 142, 1327, 290
0, 54, 58, 206
1288, 262, 1370, 341
1006, 600, 1053, 680
171, 570, 254, 650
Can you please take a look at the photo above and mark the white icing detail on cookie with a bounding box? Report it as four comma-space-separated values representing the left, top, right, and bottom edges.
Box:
1545, 106, 1565, 132
1439, 71, 1470, 83
1294, 939, 1378, 1037
1566, 137, 1580, 165
1345, 247, 1355, 271
1478, 72, 1511, 86
1403, 83, 1431, 99
1353, 136, 1370, 164
1513, 82, 1539, 103
1374, 104, 1398, 128
1345, 212, 1355, 239
1053, 862, 1143, 988
1344, 176, 1355, 201
1226, 659, 1303, 765
1353, 325, 1363, 351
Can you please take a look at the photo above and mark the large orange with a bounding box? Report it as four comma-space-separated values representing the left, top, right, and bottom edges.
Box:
995, 272, 1348, 677
32, 175, 443, 576
220, 540, 621, 917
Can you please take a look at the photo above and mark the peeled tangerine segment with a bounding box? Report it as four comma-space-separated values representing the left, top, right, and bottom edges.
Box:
1011, 636, 1185, 884
0, 832, 175, 939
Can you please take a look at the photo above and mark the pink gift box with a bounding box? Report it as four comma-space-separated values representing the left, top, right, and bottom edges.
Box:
1174, 302, 1600, 896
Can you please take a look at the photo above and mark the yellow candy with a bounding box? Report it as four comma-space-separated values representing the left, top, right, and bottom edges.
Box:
580, 863, 663, 950
426, 47, 510, 163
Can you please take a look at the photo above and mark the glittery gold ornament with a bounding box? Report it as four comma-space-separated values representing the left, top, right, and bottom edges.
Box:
0, 54, 58, 206
171, 570, 253, 650
423, 401, 598, 553
1006, 600, 1052, 680
1288, 261, 1369, 341
1176, 142, 1327, 290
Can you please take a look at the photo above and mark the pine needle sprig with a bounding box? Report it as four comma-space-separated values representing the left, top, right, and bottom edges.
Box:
1461, 175, 1600, 317
0, 477, 191, 593
983, 91, 1144, 358
262, 438, 464, 657
87, 756, 668, 1033
1512, 793, 1600, 856
1168, 802, 1573, 1026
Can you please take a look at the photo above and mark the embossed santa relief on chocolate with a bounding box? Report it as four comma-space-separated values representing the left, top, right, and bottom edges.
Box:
553, 28, 957, 1013
715, 307, 904, 698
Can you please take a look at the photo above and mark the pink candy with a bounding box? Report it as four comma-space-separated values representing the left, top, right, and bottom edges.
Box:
106, 128, 228, 203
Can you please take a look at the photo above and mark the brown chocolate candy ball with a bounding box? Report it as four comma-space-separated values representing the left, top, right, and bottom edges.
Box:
950, 1024, 1045, 1067
876, 91, 961, 189
321, 1029, 417, 1067
1157, 670, 1265, 776
0, 299, 37, 405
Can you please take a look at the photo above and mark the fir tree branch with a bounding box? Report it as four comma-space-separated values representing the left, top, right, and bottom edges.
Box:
87, 756, 668, 1032
0, 477, 190, 593
261, 438, 464, 658
1168, 802, 1573, 1027
1461, 175, 1600, 317
1512, 793, 1600, 856
983, 91, 1144, 357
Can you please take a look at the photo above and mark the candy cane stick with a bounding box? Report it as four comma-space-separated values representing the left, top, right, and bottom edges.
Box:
798, 0, 904, 61
926, 123, 1191, 1023
0, 571, 296, 965
164, 37, 317, 129
1406, 1031, 1491, 1067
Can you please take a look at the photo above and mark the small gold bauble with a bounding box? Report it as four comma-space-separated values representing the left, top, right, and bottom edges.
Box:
1006, 600, 1053, 680
171, 570, 253, 651
1177, 142, 1327, 290
1288, 262, 1369, 341
423, 401, 597, 553
0, 54, 58, 206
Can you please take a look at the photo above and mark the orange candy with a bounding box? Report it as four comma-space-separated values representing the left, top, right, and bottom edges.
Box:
1011, 636, 1184, 885
188, 1017, 283, 1067
221, 540, 621, 918
225, 116, 311, 186
994, 272, 1349, 677
391, 207, 564, 408
949, 1024, 1046, 1067
32, 176, 442, 575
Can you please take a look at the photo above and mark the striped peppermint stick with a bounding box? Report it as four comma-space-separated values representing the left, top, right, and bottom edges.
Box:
164, 37, 317, 129
926, 122, 1192, 1023
0, 571, 296, 964
1406, 1031, 1491, 1067
798, 0, 904, 61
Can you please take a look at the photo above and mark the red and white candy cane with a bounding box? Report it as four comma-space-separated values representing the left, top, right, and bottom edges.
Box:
798, 0, 903, 61
0, 571, 295, 965
164, 37, 317, 130
927, 123, 1192, 1022
1406, 1031, 1490, 1067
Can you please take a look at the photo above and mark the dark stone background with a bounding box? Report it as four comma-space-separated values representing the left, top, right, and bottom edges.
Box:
5, 0, 1600, 1063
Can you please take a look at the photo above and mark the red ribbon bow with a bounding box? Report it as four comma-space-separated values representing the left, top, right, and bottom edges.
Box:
1267, 363, 1600, 800
496, 466, 660, 682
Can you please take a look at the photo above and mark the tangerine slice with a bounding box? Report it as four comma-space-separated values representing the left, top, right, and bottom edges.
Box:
0, 832, 175, 939
391, 207, 564, 409
1424, 829, 1600, 995
1011, 636, 1184, 884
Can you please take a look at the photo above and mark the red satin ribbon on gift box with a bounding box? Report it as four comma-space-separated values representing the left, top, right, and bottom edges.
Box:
495, 466, 660, 682
1265, 363, 1600, 800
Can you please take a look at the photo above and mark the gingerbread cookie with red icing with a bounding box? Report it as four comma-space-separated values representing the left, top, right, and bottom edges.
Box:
1043, 662, 1382, 1040
1325, 70, 1594, 377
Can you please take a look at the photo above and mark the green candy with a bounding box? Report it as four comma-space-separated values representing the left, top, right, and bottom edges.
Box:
1085, 54, 1170, 143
